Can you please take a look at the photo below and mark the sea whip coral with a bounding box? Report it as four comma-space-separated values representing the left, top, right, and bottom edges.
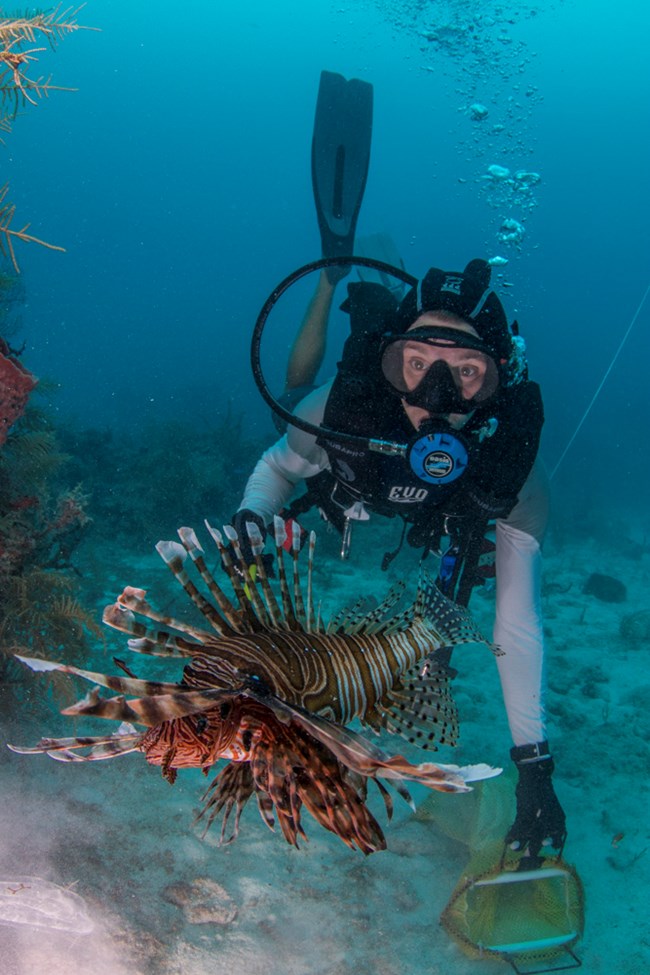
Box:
0, 338, 37, 445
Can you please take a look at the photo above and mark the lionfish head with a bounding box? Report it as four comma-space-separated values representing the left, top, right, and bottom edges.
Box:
140, 701, 244, 770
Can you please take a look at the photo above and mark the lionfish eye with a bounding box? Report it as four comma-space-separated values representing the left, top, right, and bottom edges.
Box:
195, 716, 208, 734
220, 702, 232, 719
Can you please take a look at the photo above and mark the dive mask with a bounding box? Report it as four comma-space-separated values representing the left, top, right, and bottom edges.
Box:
380, 326, 500, 415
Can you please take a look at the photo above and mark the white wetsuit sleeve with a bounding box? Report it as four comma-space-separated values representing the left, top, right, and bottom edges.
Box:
239, 383, 332, 524
493, 459, 549, 747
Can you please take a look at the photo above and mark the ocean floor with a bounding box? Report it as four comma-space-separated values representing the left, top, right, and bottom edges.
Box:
1, 521, 649, 974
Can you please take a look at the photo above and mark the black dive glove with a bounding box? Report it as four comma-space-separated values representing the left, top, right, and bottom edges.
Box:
230, 509, 270, 571
463, 480, 518, 522
506, 742, 567, 867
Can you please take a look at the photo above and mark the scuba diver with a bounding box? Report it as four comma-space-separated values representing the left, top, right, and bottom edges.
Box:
234, 70, 567, 867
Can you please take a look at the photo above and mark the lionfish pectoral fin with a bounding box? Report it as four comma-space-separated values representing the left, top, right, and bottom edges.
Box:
365, 754, 502, 792
238, 683, 293, 726
14, 654, 184, 697
372, 777, 400, 821
102, 602, 200, 657
197, 761, 256, 844
63, 686, 239, 726
14, 654, 70, 674
7, 724, 143, 762
435, 762, 503, 784
16, 656, 240, 729
256, 696, 501, 797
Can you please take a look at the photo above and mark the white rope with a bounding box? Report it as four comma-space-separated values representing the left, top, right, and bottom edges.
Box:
549, 280, 650, 481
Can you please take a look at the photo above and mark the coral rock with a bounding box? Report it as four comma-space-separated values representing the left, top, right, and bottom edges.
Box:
620, 610, 650, 644
162, 877, 238, 926
583, 573, 627, 603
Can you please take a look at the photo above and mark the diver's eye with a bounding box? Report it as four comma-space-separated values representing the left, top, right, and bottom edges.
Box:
457, 361, 486, 386
406, 356, 428, 374
459, 364, 479, 380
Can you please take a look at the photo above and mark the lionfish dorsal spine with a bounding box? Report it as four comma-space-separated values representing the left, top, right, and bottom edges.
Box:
177, 527, 245, 634
361, 583, 408, 634
243, 520, 285, 631
226, 523, 284, 631
327, 597, 367, 634
272, 516, 302, 632
155, 539, 234, 637
288, 520, 309, 629
306, 530, 318, 633
115, 585, 214, 644
102, 602, 197, 658
204, 523, 261, 632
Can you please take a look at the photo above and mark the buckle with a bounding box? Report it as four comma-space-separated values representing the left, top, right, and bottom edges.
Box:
510, 740, 551, 765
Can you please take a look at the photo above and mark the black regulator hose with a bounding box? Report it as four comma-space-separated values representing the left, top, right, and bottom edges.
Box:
250, 255, 417, 451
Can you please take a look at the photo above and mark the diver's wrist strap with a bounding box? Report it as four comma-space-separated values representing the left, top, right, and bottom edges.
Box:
510, 740, 551, 765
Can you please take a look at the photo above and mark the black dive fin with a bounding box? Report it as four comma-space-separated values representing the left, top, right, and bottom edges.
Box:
311, 70, 373, 277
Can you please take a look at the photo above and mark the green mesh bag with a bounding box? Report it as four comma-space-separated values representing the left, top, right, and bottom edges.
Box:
440, 858, 584, 971
418, 773, 584, 971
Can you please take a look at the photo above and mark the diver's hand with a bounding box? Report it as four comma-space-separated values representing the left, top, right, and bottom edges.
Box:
463, 479, 517, 521
231, 509, 267, 568
506, 743, 567, 866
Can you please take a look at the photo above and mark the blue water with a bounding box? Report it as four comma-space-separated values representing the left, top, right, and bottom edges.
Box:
6, 0, 648, 514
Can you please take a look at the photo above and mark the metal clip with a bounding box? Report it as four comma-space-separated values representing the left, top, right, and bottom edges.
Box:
339, 501, 369, 560
340, 518, 353, 560
368, 437, 407, 457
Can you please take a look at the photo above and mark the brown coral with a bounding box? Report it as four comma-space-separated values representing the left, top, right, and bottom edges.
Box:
0, 336, 36, 444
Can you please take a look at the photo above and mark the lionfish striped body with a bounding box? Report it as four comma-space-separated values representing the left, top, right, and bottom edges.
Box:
10, 517, 500, 854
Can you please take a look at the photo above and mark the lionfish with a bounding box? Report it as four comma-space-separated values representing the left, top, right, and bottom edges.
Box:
10, 518, 500, 854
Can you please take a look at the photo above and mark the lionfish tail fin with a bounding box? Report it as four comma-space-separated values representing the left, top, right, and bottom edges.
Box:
383, 657, 459, 750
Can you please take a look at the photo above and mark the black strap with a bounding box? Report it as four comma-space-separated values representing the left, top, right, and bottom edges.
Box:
434, 515, 490, 607
282, 470, 349, 534
381, 518, 408, 572
454, 518, 491, 607
432, 515, 490, 673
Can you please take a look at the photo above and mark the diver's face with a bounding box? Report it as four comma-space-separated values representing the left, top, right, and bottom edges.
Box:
401, 313, 488, 429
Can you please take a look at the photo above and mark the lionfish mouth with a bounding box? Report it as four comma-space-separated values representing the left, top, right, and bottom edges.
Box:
9, 516, 500, 854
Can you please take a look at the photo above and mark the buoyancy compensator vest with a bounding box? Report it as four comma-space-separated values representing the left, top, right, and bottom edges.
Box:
251, 256, 544, 562
312, 272, 544, 548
